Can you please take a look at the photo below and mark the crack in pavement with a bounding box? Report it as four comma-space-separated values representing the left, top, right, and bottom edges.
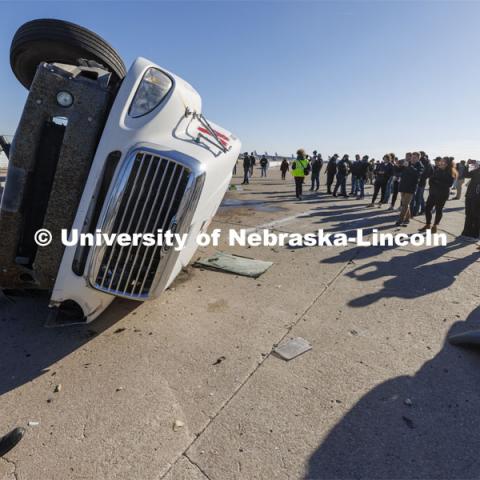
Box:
1, 456, 19, 480
183, 453, 212, 480
160, 255, 355, 479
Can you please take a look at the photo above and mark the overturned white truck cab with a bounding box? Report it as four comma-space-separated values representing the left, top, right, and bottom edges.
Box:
0, 19, 241, 324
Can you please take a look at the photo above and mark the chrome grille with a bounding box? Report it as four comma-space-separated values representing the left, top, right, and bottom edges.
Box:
90, 150, 194, 298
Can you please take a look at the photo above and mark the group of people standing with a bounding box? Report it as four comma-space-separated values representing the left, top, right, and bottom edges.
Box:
240, 152, 270, 184
238, 149, 480, 241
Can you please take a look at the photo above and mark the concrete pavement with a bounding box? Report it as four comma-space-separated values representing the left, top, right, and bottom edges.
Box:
1, 165, 479, 479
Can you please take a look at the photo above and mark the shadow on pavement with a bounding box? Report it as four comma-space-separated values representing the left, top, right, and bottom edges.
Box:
305, 306, 480, 479
0, 293, 138, 396
348, 240, 480, 307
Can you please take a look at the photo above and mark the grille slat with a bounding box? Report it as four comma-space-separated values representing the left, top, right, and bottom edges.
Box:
110, 154, 157, 292
91, 151, 192, 299
105, 154, 155, 290
136, 164, 186, 296
127, 162, 179, 296
117, 156, 165, 294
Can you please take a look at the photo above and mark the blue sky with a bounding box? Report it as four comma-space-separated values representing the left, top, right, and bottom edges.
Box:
1, 1, 479, 159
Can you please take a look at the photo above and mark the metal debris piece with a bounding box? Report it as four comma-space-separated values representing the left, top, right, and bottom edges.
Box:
194, 252, 273, 278
404, 398, 413, 406
173, 420, 185, 432
212, 356, 226, 366
273, 337, 312, 361
54, 384, 62, 393
27, 421, 39, 427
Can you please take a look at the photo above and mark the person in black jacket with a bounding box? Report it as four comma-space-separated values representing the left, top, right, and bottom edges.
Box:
367, 154, 393, 207
388, 157, 406, 210
242, 152, 250, 184
419, 157, 456, 233
249, 153, 256, 176
461, 160, 480, 239
280, 158, 289, 180
351, 155, 369, 199
411, 151, 433, 216
333, 154, 349, 197
309, 151, 322, 191
325, 155, 338, 194
350, 154, 361, 195
260, 155, 269, 177
396, 152, 424, 226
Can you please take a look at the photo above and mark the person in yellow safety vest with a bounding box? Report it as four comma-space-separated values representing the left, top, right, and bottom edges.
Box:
291, 149, 310, 200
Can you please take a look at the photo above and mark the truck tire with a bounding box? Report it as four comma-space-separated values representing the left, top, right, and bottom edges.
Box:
10, 19, 127, 89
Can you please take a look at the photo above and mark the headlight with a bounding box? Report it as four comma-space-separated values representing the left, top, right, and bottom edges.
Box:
128, 68, 173, 118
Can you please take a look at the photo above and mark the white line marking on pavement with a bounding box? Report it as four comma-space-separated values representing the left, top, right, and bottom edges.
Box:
245, 209, 318, 233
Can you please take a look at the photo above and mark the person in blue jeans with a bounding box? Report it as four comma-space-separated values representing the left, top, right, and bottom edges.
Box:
353, 155, 369, 199
333, 155, 349, 197
350, 154, 361, 195
260, 155, 268, 177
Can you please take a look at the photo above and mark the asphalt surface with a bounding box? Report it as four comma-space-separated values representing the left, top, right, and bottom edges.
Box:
1, 166, 480, 480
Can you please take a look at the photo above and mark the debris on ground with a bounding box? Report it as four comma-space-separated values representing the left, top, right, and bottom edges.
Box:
173, 420, 185, 432
402, 416, 415, 429
54, 384, 62, 393
27, 421, 39, 427
212, 356, 226, 366
404, 398, 413, 406
114, 327, 126, 334
273, 337, 312, 361
194, 252, 273, 278
0, 427, 25, 457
